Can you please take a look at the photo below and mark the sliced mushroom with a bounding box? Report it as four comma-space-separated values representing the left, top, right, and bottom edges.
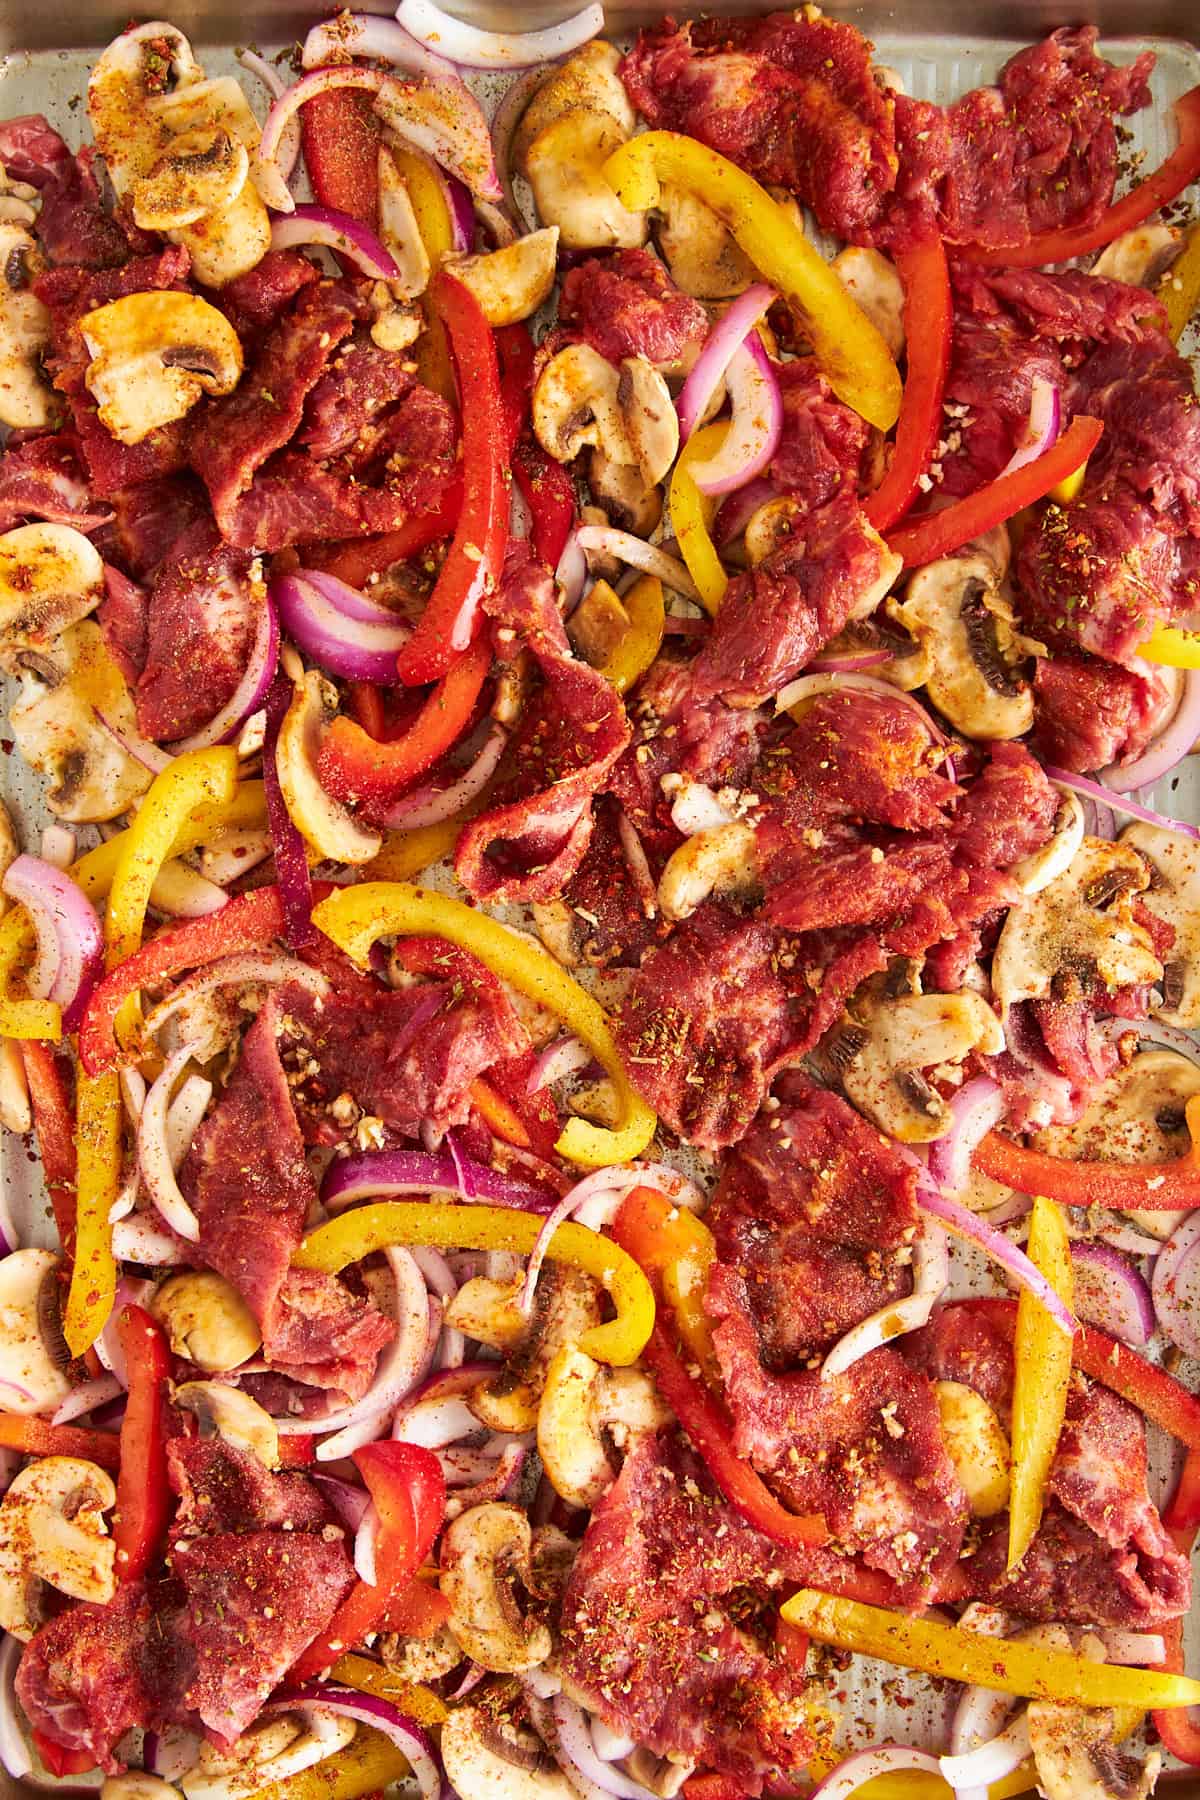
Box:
587, 450, 662, 536
104, 1776, 183, 1800
744, 496, 804, 567
656, 183, 753, 299
991, 837, 1162, 1018
618, 356, 679, 488
444, 1274, 529, 1350
842, 991, 1005, 1142
440, 1503, 553, 1672
533, 343, 636, 466
1120, 822, 1200, 1027
935, 1380, 1010, 1517
1091, 222, 1179, 287
833, 246, 905, 358
657, 820, 759, 922
0, 1455, 116, 1639
1010, 792, 1086, 897
889, 554, 1042, 740
151, 1271, 262, 1372
0, 1249, 73, 1415
131, 125, 250, 231
444, 227, 559, 326
277, 669, 381, 865
10, 620, 152, 821
0, 523, 104, 669
442, 1699, 573, 1800
514, 42, 634, 165
80, 291, 243, 446
182, 1712, 357, 1800
1028, 1695, 1159, 1800
1034, 1049, 1200, 1241
467, 1264, 603, 1433
174, 1380, 280, 1469
381, 1621, 464, 1682
0, 222, 54, 429
524, 111, 647, 252
0, 795, 17, 910
537, 1345, 669, 1508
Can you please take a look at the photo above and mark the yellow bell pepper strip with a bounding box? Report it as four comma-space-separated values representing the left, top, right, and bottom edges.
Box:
1159, 222, 1200, 342
390, 144, 457, 404
1008, 1194, 1074, 1569
63, 1069, 121, 1357
669, 428, 728, 615
611, 1185, 719, 1382
293, 1201, 654, 1366
847, 1764, 1039, 1800
0, 919, 60, 1040
330, 1657, 447, 1727
311, 882, 657, 1167
366, 818, 467, 883
604, 132, 901, 432
1135, 621, 1200, 669
780, 1588, 1200, 1709
251, 1728, 412, 1800
70, 780, 267, 906
597, 574, 665, 694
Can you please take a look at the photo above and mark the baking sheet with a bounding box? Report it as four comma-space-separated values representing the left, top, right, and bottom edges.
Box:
0, 18, 1198, 1786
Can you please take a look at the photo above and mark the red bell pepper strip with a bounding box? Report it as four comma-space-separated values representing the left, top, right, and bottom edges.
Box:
682, 1775, 747, 1800
113, 1305, 171, 1584
317, 634, 492, 812
0, 1411, 119, 1468
395, 272, 508, 685
1152, 1450, 1200, 1763
862, 234, 952, 533
305, 478, 464, 591
954, 1298, 1200, 1450
887, 415, 1103, 568
78, 885, 288, 1076
973, 1126, 1200, 1213
1164, 1445, 1200, 1538
496, 321, 536, 452
289, 1440, 445, 1678
482, 1051, 562, 1162
21, 1042, 77, 1258
347, 681, 387, 740
966, 86, 1200, 270
277, 1434, 316, 1469
32, 1732, 97, 1778
300, 86, 380, 223
380, 1576, 451, 1637
513, 440, 576, 570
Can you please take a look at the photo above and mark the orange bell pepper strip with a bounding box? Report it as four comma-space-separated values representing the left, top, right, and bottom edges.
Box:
965, 86, 1200, 270
611, 1185, 719, 1383
21, 1042, 77, 1257
974, 1100, 1200, 1211
1151, 1448, 1200, 1763
863, 233, 952, 533
113, 1305, 171, 1584
0, 1412, 120, 1468
317, 635, 492, 813
1007, 1195, 1073, 1569
305, 481, 464, 591
469, 1076, 533, 1149
886, 416, 1103, 568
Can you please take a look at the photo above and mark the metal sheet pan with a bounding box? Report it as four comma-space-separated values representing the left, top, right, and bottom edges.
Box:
0, 9, 1198, 1796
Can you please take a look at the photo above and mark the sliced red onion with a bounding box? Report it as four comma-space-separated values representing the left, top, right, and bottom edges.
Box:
1069, 1240, 1154, 1345
238, 48, 301, 183
38, 825, 75, 870
166, 1075, 213, 1170
687, 336, 784, 498
172, 591, 279, 753
142, 953, 328, 1051
808, 1746, 943, 1800
441, 169, 474, 252
677, 284, 777, 443
997, 377, 1061, 480
809, 649, 894, 673
148, 859, 229, 920
321, 1147, 556, 1213
1103, 670, 1200, 793
445, 1438, 527, 1506
138, 1044, 204, 1241
1084, 793, 1118, 840
373, 74, 503, 204
279, 1247, 431, 1448
713, 475, 779, 549
397, 1391, 484, 1449
52, 1373, 123, 1425
777, 672, 951, 753
564, 1162, 706, 1234
574, 527, 701, 604
273, 1687, 442, 1800
555, 530, 588, 610
353, 1501, 380, 1584
550, 1695, 657, 1800
1104, 1630, 1166, 1664
1105, 1016, 1200, 1066
94, 707, 174, 774
939, 1713, 1031, 1792
310, 1474, 371, 1532
528, 1035, 591, 1095
111, 1214, 189, 1266
397, 0, 603, 67
1045, 767, 1200, 842
302, 13, 453, 79
917, 1174, 1077, 1337
270, 203, 401, 280
0, 1634, 30, 1780
927, 1077, 1007, 1199
589, 1719, 636, 1764
2, 855, 103, 1033
490, 66, 551, 223
380, 722, 507, 829
822, 1220, 949, 1379
393, 1361, 495, 1443
273, 572, 408, 682
1152, 1211, 1200, 1357
144, 1725, 201, 1782
199, 825, 274, 887
119, 1068, 145, 1126
1100, 1224, 1168, 1256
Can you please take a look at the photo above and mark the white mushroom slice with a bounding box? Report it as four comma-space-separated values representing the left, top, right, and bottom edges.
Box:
991, 837, 1162, 1017
151, 1271, 262, 1372
587, 450, 662, 536
656, 183, 753, 299
657, 820, 759, 922
1119, 822, 1200, 1027
889, 554, 1040, 740
0, 1456, 116, 1638
10, 620, 151, 822
833, 246, 905, 359
0, 223, 54, 429
0, 1249, 72, 1415
618, 356, 679, 488
444, 226, 559, 326
81, 291, 242, 446
0, 1040, 30, 1134
513, 41, 635, 169
1028, 1696, 1159, 1800
182, 1714, 357, 1800
524, 111, 647, 252
744, 496, 804, 567
439, 1503, 553, 1672
1035, 1049, 1200, 1241
276, 669, 381, 865
376, 148, 433, 302
1091, 222, 1178, 287
0, 523, 104, 669
442, 1702, 573, 1800
444, 1274, 529, 1350
538, 1345, 669, 1507
175, 1381, 280, 1468
1010, 792, 1085, 896
104, 1776, 183, 1800
468, 1265, 603, 1433
533, 343, 636, 466
843, 992, 1005, 1143
131, 125, 250, 231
